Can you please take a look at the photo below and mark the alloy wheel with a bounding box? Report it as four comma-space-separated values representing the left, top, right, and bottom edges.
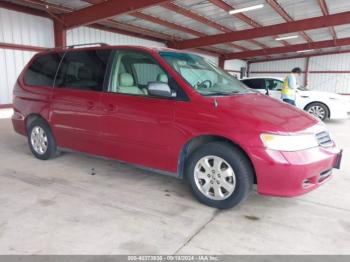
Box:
307, 105, 326, 120
30, 126, 48, 155
194, 155, 236, 200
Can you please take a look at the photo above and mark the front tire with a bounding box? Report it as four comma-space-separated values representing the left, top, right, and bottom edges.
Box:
305, 102, 329, 121
185, 142, 254, 209
27, 118, 57, 160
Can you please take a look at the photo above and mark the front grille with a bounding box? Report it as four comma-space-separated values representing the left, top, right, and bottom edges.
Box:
315, 131, 333, 147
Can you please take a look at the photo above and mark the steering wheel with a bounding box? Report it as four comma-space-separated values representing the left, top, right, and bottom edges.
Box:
196, 80, 212, 89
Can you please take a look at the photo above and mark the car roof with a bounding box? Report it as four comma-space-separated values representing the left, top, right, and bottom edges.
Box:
39, 44, 196, 56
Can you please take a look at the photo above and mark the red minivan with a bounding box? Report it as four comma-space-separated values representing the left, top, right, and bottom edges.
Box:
12, 44, 342, 209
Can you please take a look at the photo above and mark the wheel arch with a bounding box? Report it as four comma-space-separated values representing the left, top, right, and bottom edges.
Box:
303, 101, 330, 118
25, 114, 49, 135
178, 135, 257, 184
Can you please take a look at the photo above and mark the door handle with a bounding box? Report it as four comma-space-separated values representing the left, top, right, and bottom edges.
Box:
104, 103, 116, 112
87, 101, 94, 110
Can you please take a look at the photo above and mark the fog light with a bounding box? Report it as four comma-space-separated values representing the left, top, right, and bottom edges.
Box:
302, 179, 311, 189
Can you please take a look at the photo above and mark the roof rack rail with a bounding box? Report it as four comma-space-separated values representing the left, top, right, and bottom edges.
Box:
66, 43, 109, 49
43, 43, 110, 52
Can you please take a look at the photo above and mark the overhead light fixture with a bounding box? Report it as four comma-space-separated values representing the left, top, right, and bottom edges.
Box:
275, 35, 298, 41
297, 49, 314, 53
229, 4, 264, 15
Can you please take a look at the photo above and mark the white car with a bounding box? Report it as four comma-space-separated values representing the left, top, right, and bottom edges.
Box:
241, 77, 350, 121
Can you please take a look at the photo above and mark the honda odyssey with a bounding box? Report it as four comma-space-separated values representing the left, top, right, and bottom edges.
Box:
12, 44, 342, 209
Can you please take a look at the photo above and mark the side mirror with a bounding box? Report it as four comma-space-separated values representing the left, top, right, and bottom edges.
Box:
147, 82, 176, 98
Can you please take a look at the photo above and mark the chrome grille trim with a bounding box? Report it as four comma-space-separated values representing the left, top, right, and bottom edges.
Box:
315, 131, 333, 147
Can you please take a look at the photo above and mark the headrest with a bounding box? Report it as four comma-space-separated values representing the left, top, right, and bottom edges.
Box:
119, 73, 134, 87
78, 66, 92, 80
157, 73, 168, 83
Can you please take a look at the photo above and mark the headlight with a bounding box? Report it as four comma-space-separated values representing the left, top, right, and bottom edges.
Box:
260, 133, 319, 151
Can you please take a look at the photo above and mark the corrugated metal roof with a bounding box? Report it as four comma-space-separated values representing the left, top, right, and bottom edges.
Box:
174, 0, 253, 31
304, 28, 333, 42
334, 24, 350, 39
112, 15, 195, 40
142, 5, 221, 36
326, 0, 350, 14
45, 0, 89, 10
225, 0, 286, 26
3, 0, 350, 60
277, 0, 323, 20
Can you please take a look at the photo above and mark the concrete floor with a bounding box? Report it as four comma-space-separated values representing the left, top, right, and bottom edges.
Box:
0, 116, 349, 255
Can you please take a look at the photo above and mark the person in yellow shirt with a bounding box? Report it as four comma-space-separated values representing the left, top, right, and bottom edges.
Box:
281, 67, 302, 105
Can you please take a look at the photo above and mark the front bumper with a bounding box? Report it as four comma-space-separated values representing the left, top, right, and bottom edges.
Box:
249, 145, 341, 197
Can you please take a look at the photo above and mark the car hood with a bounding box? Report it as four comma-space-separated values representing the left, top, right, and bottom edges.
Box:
213, 93, 319, 133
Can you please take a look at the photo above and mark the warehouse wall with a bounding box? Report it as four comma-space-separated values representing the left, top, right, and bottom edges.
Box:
249, 54, 350, 94
308, 53, 350, 94
0, 7, 53, 105
249, 58, 306, 84
0, 49, 36, 104
224, 59, 247, 78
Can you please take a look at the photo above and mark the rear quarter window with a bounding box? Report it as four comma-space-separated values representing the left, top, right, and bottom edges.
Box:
23, 53, 63, 87
54, 49, 111, 92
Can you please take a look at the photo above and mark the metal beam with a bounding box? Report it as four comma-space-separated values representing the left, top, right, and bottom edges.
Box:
249, 50, 347, 63
54, 21, 67, 47
248, 49, 350, 63
266, 0, 313, 43
61, 0, 170, 29
218, 56, 225, 69
171, 11, 350, 50
225, 37, 350, 60
0, 42, 46, 52
304, 57, 310, 86
248, 50, 350, 64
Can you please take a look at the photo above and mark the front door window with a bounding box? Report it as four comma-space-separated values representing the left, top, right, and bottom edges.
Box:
109, 50, 168, 96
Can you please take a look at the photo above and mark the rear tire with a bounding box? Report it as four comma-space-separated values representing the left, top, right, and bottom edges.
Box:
27, 118, 57, 160
185, 142, 254, 209
305, 102, 329, 121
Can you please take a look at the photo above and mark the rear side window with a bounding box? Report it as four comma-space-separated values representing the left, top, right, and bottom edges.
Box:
24, 53, 63, 87
55, 50, 111, 92
265, 79, 283, 91
242, 79, 265, 90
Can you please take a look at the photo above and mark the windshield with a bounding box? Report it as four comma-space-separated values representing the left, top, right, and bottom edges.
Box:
159, 51, 252, 96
